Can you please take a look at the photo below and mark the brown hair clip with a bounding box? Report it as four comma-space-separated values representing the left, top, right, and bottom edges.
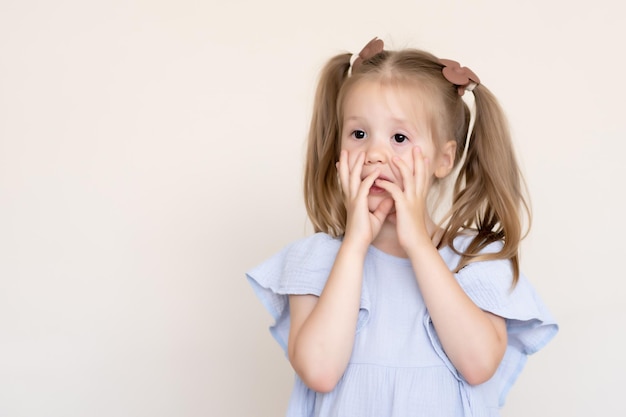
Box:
439, 59, 480, 96
349, 37, 385, 76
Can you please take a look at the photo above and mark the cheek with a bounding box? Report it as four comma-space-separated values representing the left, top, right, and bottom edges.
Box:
340, 142, 362, 166
392, 152, 414, 179
339, 139, 350, 154
341, 138, 357, 152
391, 149, 437, 186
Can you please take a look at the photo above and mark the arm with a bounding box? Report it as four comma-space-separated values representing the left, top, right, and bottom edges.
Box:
376, 147, 507, 385
406, 238, 507, 385
288, 150, 394, 392
287, 240, 367, 393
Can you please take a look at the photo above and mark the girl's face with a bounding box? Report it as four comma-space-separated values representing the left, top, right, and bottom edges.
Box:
340, 79, 455, 213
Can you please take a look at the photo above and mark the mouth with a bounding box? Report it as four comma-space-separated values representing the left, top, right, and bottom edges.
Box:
369, 174, 392, 194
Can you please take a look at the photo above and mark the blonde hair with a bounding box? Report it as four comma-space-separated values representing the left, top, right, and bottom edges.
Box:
303, 47, 530, 284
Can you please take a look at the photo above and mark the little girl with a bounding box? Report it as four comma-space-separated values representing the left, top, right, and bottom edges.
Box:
247, 37, 558, 417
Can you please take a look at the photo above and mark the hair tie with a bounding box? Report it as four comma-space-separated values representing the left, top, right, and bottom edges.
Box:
348, 37, 384, 77
439, 59, 480, 96
348, 53, 360, 77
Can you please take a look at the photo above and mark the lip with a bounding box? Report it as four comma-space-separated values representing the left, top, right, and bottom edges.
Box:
361, 172, 392, 182
368, 174, 392, 194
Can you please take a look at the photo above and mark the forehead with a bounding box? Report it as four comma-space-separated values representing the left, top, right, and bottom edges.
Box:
342, 78, 432, 124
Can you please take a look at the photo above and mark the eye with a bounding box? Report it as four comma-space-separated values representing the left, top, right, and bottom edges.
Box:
352, 130, 366, 140
393, 133, 409, 143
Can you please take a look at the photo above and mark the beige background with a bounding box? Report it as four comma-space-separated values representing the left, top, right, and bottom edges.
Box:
1, 0, 624, 416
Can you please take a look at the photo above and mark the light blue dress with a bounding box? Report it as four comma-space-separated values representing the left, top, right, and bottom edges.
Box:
246, 233, 558, 417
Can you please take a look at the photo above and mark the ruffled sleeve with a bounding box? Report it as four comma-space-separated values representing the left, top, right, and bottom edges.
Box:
426, 238, 559, 407
246, 233, 343, 353
457, 256, 558, 405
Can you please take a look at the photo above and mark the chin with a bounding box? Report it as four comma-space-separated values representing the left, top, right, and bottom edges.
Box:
367, 196, 386, 213
368, 197, 397, 224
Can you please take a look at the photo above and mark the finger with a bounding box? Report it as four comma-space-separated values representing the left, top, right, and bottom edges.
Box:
371, 197, 394, 223
412, 146, 429, 195
420, 157, 431, 194
357, 168, 380, 199
412, 145, 423, 181
349, 152, 365, 196
373, 177, 404, 202
391, 155, 414, 194
349, 149, 363, 173
338, 150, 349, 193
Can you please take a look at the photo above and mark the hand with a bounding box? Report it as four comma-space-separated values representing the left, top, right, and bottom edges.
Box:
374, 146, 431, 251
337, 150, 394, 250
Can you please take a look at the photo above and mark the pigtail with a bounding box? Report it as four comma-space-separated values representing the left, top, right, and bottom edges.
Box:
303, 53, 352, 237
302, 45, 529, 284
443, 85, 530, 284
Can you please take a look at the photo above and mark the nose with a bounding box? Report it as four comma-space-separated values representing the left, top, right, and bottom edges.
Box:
365, 139, 387, 165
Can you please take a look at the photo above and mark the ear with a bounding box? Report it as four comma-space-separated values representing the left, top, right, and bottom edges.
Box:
434, 140, 457, 178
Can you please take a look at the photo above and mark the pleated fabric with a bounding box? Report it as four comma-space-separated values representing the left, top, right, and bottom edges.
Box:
247, 233, 558, 417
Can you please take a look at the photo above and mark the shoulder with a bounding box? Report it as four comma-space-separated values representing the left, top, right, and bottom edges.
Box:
448, 233, 504, 254
439, 233, 505, 270
247, 232, 342, 289
280, 232, 342, 268
285, 232, 342, 254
